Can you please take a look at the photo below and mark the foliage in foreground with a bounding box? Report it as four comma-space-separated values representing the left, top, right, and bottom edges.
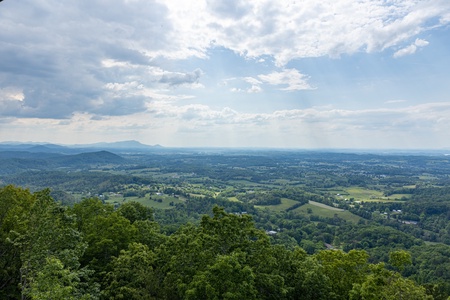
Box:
0, 185, 440, 299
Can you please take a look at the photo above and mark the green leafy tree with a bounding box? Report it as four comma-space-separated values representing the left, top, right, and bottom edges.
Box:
185, 252, 258, 300
315, 249, 370, 300
69, 198, 137, 278
156, 224, 216, 299
17, 190, 88, 296
350, 263, 432, 300
117, 201, 154, 224
157, 207, 290, 299
200, 207, 288, 299
25, 256, 98, 300
290, 256, 332, 300
0, 185, 36, 299
389, 250, 412, 272
70, 198, 114, 232
133, 220, 167, 251
103, 243, 157, 300
200, 206, 268, 255
0, 186, 98, 299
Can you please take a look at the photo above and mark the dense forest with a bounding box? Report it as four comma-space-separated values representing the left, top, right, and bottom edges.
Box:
0, 185, 439, 299
1, 147, 450, 299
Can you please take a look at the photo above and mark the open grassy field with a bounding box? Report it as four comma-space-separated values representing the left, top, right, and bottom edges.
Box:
309, 200, 343, 211
343, 187, 383, 200
227, 196, 241, 202
107, 193, 184, 209
403, 185, 417, 189
255, 198, 300, 212
293, 202, 362, 223
189, 193, 206, 198
327, 186, 404, 202
226, 180, 267, 188
385, 193, 410, 200
129, 196, 184, 209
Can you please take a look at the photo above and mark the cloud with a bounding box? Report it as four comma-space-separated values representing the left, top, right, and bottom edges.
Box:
0, 87, 24, 102
165, 0, 450, 65
385, 100, 407, 104
414, 38, 429, 47
146, 101, 450, 147
0, 0, 449, 124
243, 77, 263, 85
159, 69, 204, 87
0, 0, 181, 119
393, 44, 418, 58
3, 99, 450, 148
247, 85, 262, 93
230, 69, 313, 93
144, 100, 450, 132
258, 69, 314, 91
393, 38, 430, 58
2, 1, 449, 66
206, 0, 251, 19
242, 77, 263, 93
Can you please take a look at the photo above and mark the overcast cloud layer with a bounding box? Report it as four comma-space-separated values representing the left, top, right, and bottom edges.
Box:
1, 0, 450, 149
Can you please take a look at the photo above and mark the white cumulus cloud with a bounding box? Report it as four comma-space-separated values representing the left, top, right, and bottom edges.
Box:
258, 69, 314, 91
393, 38, 430, 58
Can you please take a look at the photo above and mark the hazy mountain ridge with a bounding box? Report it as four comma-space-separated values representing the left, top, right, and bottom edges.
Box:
0, 151, 62, 159
49, 150, 125, 165
0, 140, 162, 154
0, 150, 126, 175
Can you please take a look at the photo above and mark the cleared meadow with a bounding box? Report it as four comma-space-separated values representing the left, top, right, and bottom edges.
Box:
294, 203, 362, 223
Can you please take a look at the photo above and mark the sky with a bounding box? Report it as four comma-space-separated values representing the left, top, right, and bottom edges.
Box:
1, 0, 450, 149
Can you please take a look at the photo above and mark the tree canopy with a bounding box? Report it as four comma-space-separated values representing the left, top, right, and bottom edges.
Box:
0, 185, 445, 299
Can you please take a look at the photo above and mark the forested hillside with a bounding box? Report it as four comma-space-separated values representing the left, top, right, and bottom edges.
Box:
2, 149, 450, 299
0, 185, 444, 299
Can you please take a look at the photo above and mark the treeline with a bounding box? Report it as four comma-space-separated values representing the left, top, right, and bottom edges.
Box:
232, 188, 318, 207
3, 170, 153, 196
0, 150, 124, 175
0, 185, 441, 299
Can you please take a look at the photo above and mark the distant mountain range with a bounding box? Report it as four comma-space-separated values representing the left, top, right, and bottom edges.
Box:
0, 150, 126, 176
51, 150, 126, 165
0, 141, 162, 176
0, 140, 162, 154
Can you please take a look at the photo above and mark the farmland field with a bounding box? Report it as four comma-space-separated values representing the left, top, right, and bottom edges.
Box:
294, 202, 362, 223
255, 198, 300, 212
